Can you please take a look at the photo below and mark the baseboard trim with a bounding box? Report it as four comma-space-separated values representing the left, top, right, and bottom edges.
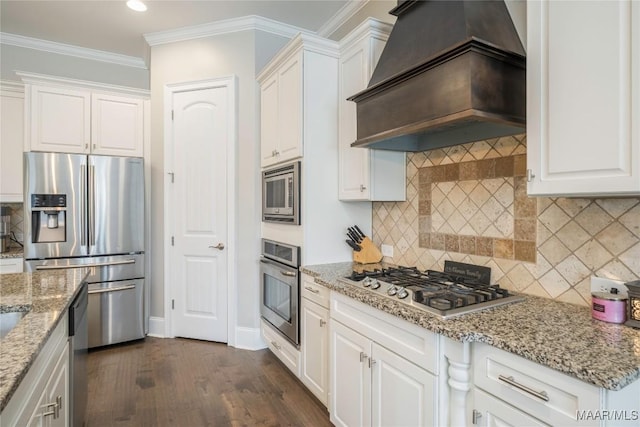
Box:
234, 326, 266, 350
148, 316, 165, 338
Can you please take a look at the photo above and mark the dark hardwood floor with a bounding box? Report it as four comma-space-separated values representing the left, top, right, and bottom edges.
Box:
87, 337, 333, 426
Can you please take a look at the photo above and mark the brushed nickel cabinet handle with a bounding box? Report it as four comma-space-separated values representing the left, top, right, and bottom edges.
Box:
304, 286, 319, 294
498, 375, 549, 402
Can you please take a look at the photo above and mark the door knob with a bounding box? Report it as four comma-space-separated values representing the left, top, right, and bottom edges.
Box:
209, 243, 225, 250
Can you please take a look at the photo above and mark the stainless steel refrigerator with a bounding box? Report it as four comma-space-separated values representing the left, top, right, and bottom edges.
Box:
24, 152, 146, 349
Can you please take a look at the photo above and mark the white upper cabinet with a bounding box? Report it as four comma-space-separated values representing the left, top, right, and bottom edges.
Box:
258, 34, 337, 168
20, 73, 147, 157
28, 85, 91, 154
338, 19, 406, 201
527, 0, 640, 196
0, 83, 25, 202
91, 93, 144, 157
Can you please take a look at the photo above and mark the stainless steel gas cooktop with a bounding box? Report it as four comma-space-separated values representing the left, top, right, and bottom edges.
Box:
340, 261, 524, 319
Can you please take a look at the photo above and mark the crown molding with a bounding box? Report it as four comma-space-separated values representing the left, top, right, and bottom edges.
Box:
0, 79, 24, 93
316, 0, 371, 38
144, 15, 312, 47
338, 18, 393, 50
15, 71, 150, 97
0, 32, 147, 69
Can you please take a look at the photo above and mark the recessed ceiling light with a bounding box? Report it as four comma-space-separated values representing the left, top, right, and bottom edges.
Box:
127, 0, 147, 12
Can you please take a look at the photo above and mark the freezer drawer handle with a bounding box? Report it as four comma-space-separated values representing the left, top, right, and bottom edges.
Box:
35, 259, 136, 270
88, 284, 137, 295
498, 375, 550, 402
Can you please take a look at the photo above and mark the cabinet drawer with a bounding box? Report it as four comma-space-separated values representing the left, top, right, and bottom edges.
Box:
331, 292, 438, 373
261, 319, 300, 378
473, 344, 599, 426
301, 274, 329, 308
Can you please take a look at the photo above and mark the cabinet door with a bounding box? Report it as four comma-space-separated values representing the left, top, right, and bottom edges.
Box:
371, 343, 436, 427
301, 298, 329, 406
260, 74, 279, 167
0, 90, 24, 202
276, 52, 303, 162
29, 85, 90, 154
339, 41, 371, 200
473, 389, 550, 427
91, 93, 144, 157
338, 29, 406, 201
330, 321, 371, 427
527, 0, 640, 196
46, 344, 69, 427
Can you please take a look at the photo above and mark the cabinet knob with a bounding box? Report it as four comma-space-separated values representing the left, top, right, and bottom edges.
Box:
360, 184, 367, 192
368, 358, 376, 368
526, 169, 536, 182
359, 351, 368, 362
319, 319, 327, 327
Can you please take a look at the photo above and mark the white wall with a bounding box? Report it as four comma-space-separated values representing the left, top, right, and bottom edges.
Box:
0, 44, 149, 88
149, 30, 288, 332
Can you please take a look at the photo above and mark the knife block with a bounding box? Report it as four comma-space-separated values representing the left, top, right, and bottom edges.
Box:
353, 237, 383, 264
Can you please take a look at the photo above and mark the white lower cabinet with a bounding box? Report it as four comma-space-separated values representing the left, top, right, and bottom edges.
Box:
0, 258, 24, 274
473, 389, 549, 427
300, 275, 329, 406
329, 292, 438, 427
473, 344, 604, 426
260, 319, 300, 377
1, 313, 69, 427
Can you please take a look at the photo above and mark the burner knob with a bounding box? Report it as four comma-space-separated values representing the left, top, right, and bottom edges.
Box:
370, 280, 381, 290
397, 288, 409, 299
387, 285, 398, 296
362, 277, 374, 288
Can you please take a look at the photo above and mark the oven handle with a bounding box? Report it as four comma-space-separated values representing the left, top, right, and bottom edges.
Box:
280, 271, 296, 277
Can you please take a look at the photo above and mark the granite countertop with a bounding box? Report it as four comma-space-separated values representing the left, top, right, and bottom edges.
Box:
301, 262, 640, 391
0, 247, 24, 259
0, 269, 88, 412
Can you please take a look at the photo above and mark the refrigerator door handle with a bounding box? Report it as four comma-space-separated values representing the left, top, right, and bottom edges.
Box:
88, 284, 136, 295
80, 164, 87, 246
88, 164, 96, 247
35, 259, 136, 270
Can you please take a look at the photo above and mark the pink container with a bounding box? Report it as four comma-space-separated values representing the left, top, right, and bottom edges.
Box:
592, 291, 627, 324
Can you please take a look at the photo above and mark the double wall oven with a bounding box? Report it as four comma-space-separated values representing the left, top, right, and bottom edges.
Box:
260, 239, 300, 347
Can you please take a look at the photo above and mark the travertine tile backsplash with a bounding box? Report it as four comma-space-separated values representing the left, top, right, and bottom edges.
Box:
372, 135, 640, 307
0, 203, 24, 239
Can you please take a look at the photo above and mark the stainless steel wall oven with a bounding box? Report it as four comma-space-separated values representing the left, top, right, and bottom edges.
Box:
262, 161, 300, 224
260, 239, 300, 347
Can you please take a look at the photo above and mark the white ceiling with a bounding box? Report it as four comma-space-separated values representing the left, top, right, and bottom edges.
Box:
0, 0, 351, 60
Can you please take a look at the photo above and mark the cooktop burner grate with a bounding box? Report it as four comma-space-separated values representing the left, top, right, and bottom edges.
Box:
342, 262, 524, 319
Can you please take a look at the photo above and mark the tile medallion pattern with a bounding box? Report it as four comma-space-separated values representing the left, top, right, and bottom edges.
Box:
372, 134, 640, 307
418, 153, 536, 262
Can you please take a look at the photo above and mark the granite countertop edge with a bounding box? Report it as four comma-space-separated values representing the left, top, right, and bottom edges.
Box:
300, 263, 640, 391
0, 269, 89, 412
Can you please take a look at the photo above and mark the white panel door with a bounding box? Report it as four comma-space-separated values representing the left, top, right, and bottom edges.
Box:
169, 83, 229, 342
371, 343, 436, 427
29, 85, 90, 154
91, 93, 144, 157
330, 321, 371, 427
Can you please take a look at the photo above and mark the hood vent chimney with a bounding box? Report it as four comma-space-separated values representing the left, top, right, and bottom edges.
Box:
348, 0, 526, 152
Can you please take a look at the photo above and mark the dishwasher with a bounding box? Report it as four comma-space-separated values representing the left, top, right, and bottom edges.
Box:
69, 283, 88, 427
